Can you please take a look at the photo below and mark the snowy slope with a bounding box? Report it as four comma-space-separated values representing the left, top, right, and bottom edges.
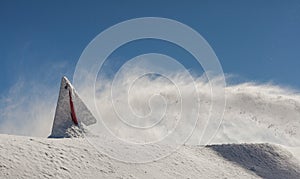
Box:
0, 134, 299, 179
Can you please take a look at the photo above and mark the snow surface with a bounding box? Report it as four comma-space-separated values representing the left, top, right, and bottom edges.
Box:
0, 134, 299, 179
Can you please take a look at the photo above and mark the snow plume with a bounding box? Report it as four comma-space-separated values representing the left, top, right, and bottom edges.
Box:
0, 69, 299, 148
0, 79, 57, 137
78, 70, 300, 147
214, 83, 300, 146
0, 58, 71, 137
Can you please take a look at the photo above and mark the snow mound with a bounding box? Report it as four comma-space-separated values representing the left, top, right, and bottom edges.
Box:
209, 144, 300, 179
0, 134, 299, 178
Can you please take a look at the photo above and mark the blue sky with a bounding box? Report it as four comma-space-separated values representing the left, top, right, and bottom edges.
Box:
1, 0, 300, 96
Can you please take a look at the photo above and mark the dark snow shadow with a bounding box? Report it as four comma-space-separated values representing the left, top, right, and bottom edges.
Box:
209, 144, 300, 179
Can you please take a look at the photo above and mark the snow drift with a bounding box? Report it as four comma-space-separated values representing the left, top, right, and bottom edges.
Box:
0, 134, 299, 179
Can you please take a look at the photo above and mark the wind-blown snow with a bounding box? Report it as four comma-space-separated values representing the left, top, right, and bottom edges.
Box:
1, 72, 300, 178
87, 72, 300, 147
0, 72, 300, 147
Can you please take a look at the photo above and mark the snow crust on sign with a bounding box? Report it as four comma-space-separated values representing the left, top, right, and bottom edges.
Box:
0, 134, 299, 179
49, 77, 96, 138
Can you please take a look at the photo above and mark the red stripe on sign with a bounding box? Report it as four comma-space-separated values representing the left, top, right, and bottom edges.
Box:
69, 90, 78, 125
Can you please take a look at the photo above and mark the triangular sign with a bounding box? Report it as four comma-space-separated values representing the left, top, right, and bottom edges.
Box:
49, 76, 97, 138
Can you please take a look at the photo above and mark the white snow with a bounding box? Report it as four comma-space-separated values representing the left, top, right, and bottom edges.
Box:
0, 134, 299, 179
1, 76, 300, 178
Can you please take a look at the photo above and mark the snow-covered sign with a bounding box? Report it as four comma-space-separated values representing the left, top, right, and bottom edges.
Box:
49, 77, 97, 138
